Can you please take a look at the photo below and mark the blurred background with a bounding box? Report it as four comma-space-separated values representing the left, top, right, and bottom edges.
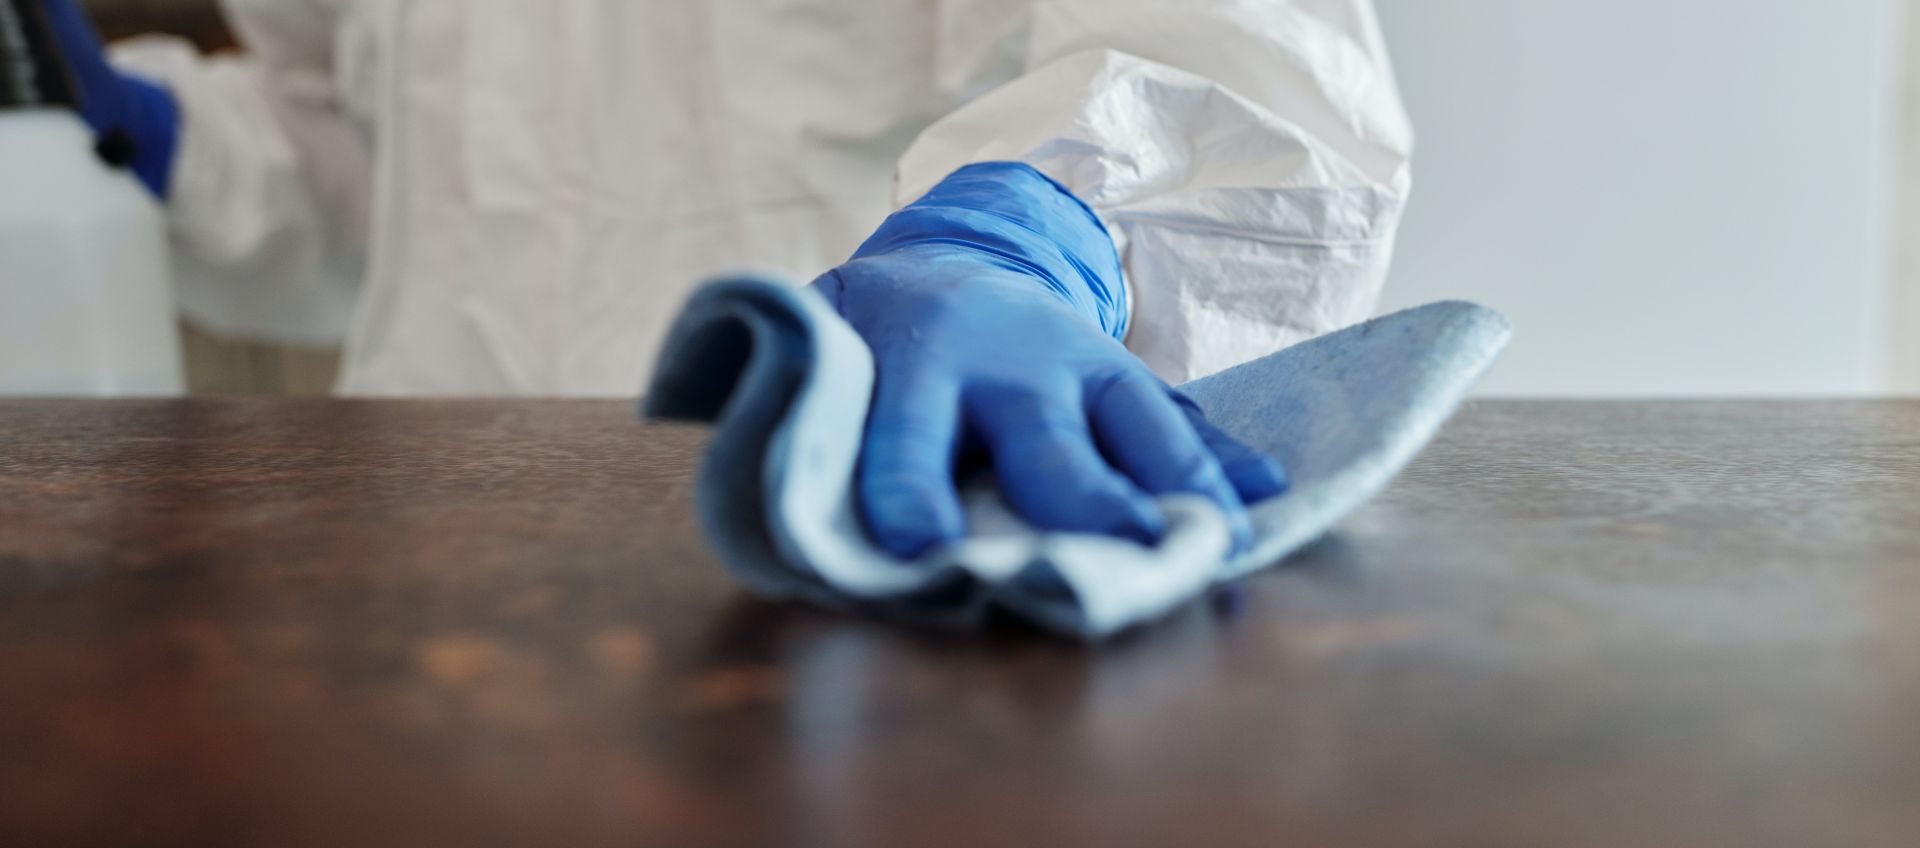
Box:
81, 0, 337, 396
66, 0, 1920, 396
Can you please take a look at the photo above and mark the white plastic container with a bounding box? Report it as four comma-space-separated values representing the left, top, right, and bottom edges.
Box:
0, 109, 183, 395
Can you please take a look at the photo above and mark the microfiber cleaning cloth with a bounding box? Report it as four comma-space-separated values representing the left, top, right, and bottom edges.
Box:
644, 277, 1511, 640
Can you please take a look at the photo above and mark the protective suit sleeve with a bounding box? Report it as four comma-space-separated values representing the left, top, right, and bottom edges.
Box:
898, 0, 1414, 384
105, 0, 370, 347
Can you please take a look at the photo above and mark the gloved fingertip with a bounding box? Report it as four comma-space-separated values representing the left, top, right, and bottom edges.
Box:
1224, 455, 1290, 504
1225, 505, 1254, 555
1108, 496, 1168, 547
870, 513, 960, 560
1192, 477, 1255, 554
861, 477, 965, 559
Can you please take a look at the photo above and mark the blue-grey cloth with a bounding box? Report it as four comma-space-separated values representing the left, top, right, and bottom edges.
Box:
644, 277, 1511, 639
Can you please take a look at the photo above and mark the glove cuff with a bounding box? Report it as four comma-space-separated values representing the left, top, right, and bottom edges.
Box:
852, 162, 1129, 340
85, 71, 180, 199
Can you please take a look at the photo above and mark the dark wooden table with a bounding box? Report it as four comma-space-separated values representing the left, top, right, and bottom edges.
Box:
2, 399, 1916, 847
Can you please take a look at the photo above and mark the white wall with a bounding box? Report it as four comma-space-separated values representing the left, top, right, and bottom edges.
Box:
1896, 0, 1920, 393
1373, 0, 1902, 396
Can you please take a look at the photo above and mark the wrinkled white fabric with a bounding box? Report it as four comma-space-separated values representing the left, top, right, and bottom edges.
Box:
113, 0, 1411, 393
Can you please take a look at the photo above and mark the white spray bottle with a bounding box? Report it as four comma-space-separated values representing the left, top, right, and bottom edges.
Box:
0, 0, 182, 396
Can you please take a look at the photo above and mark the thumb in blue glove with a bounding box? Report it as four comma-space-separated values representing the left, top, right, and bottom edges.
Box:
34, 0, 180, 197
812, 162, 1289, 559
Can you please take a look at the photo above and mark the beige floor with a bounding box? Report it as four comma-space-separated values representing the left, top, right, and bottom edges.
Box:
180, 323, 340, 396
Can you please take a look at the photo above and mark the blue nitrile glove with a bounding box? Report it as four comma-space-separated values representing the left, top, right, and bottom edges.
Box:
37, 0, 180, 197
810, 162, 1289, 559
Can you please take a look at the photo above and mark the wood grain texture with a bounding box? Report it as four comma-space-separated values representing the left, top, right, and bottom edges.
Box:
1, 399, 1916, 848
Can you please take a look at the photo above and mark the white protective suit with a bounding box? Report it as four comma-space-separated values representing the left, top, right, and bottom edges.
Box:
112, 0, 1413, 396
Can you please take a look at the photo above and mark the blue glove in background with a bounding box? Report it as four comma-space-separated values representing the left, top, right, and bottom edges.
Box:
36, 0, 179, 197
811, 162, 1289, 559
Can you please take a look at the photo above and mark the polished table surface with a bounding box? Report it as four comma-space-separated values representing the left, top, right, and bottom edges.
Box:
1, 399, 1916, 847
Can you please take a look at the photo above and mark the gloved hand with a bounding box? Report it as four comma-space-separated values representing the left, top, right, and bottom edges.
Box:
811, 162, 1288, 558
35, 0, 180, 197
